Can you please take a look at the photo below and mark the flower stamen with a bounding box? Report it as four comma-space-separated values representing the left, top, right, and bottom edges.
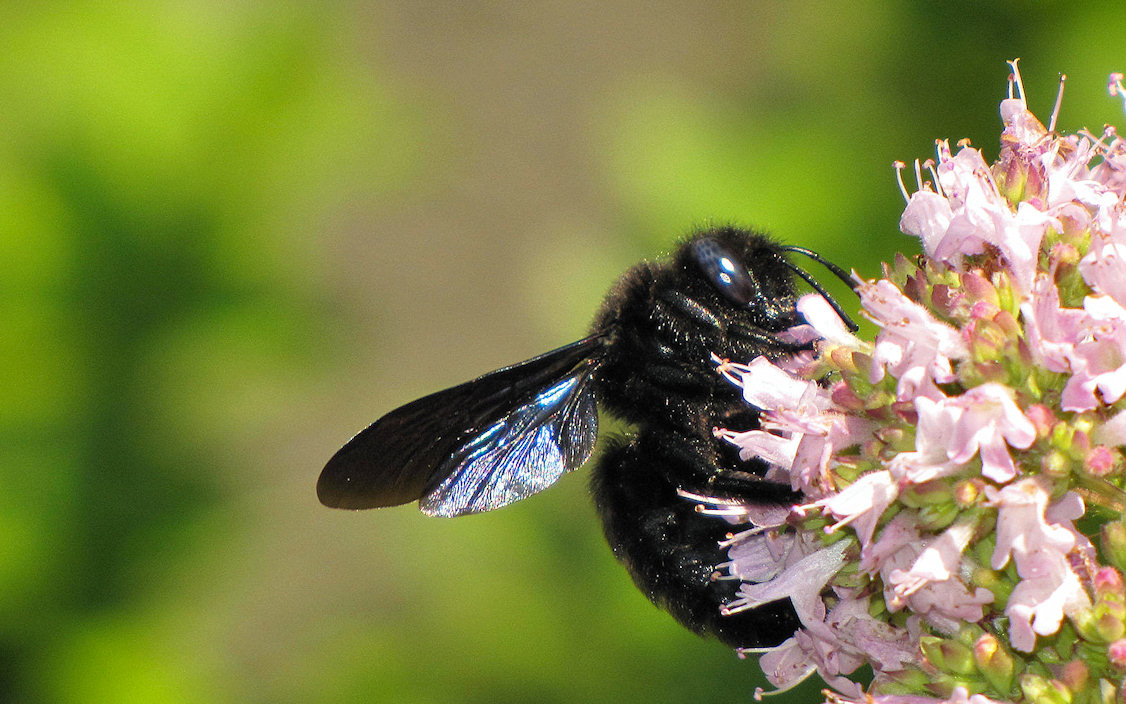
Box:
893, 161, 911, 202
924, 158, 942, 197
1008, 58, 1026, 103
1049, 73, 1067, 132
1111, 72, 1126, 113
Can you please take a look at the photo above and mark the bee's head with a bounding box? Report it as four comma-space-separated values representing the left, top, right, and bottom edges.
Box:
679, 226, 857, 334
677, 226, 801, 333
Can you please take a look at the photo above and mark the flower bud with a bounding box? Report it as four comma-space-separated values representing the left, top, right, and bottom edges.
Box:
1096, 568, 1126, 598
1101, 523, 1126, 574
969, 360, 1006, 385
1058, 660, 1088, 693
918, 502, 960, 532
969, 319, 1007, 360
932, 283, 959, 318
953, 479, 982, 508
830, 382, 866, 411
963, 270, 1000, 307
870, 667, 931, 695
1020, 673, 1072, 704
1072, 602, 1124, 645
1086, 446, 1123, 478
921, 636, 976, 675
1108, 639, 1126, 673
992, 309, 1020, 336
972, 566, 1013, 606
1097, 610, 1126, 643
1073, 427, 1092, 455
974, 632, 1015, 692
1092, 572, 1126, 643
829, 347, 860, 374
876, 426, 910, 451
1051, 241, 1081, 267
1026, 404, 1057, 439
991, 270, 1016, 312
1041, 450, 1072, 479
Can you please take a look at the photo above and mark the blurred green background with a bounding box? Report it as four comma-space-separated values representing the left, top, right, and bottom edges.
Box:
1, 3, 1124, 703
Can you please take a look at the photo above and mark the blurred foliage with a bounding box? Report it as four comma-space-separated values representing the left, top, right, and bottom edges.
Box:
0, 2, 1123, 703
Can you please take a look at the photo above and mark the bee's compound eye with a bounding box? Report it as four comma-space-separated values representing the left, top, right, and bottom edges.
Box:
691, 238, 760, 306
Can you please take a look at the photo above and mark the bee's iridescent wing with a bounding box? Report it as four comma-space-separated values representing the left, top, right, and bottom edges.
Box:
317, 335, 603, 514
419, 366, 597, 516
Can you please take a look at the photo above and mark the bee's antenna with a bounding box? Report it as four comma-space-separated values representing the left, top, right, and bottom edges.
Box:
775, 254, 859, 332
779, 246, 856, 291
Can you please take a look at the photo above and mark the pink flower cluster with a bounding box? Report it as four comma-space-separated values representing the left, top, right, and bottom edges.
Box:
707, 64, 1126, 703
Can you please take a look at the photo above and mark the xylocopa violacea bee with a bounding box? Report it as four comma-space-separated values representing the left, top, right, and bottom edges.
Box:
317, 225, 854, 648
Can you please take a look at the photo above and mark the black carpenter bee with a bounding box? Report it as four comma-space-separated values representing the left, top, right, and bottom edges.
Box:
318, 225, 854, 648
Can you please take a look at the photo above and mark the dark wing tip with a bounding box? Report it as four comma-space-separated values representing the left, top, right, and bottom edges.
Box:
316, 435, 422, 510
316, 448, 372, 509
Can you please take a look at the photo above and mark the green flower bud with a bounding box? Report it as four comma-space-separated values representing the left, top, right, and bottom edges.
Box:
1020, 672, 1071, 704
975, 632, 1016, 693
953, 479, 983, 508
1041, 450, 1072, 479
922, 635, 977, 676
972, 566, 1014, 606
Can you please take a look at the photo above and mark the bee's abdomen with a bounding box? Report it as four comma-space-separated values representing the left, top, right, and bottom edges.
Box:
590, 432, 800, 648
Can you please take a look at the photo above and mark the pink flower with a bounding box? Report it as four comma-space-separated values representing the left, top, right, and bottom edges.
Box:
783, 412, 872, 496
1041, 134, 1121, 231
1088, 129, 1126, 198
1094, 408, 1126, 446
891, 385, 1034, 484
716, 426, 799, 470
825, 687, 1007, 704
858, 513, 920, 577
1020, 273, 1085, 374
730, 541, 868, 691
926, 146, 1000, 265
716, 355, 832, 415
863, 279, 968, 401
1000, 96, 1050, 150
756, 635, 819, 694
760, 595, 916, 696
886, 518, 994, 626
899, 187, 954, 261
728, 539, 849, 626
931, 163, 1058, 292
724, 530, 793, 583
858, 514, 992, 633
814, 469, 898, 548
1062, 294, 1126, 411
887, 395, 965, 484
1079, 232, 1126, 302
987, 479, 1091, 651
716, 355, 872, 495
944, 384, 1036, 483
797, 293, 862, 348
900, 135, 1060, 293
989, 479, 1077, 569
1005, 551, 1089, 652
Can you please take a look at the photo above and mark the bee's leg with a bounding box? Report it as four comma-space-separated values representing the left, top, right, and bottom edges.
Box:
634, 425, 797, 505
700, 405, 799, 502
726, 323, 814, 357
700, 469, 798, 503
